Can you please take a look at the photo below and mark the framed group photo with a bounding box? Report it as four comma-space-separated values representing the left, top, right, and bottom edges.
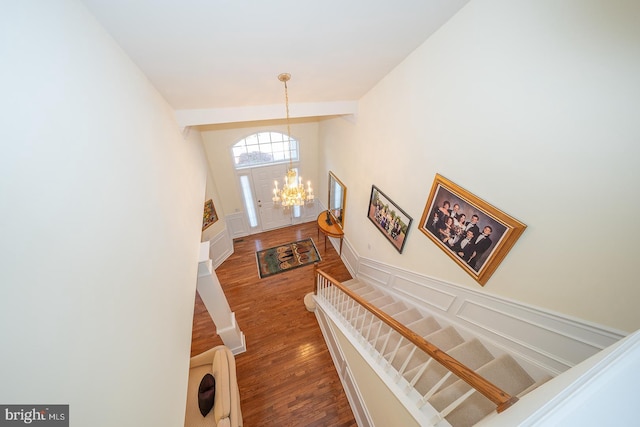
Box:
367, 185, 413, 253
419, 174, 526, 285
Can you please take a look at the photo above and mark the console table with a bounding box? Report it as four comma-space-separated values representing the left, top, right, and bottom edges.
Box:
317, 211, 344, 255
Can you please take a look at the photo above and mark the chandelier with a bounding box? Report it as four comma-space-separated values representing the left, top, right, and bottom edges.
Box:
272, 73, 314, 207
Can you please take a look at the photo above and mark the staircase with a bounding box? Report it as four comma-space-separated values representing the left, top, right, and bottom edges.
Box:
315, 275, 553, 426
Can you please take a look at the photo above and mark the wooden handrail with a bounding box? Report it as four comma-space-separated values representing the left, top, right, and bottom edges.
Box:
314, 269, 518, 413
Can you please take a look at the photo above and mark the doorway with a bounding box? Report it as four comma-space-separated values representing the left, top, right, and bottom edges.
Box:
238, 164, 317, 233
239, 164, 292, 233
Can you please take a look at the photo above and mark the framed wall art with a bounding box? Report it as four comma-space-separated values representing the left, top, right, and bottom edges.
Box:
418, 174, 526, 285
202, 199, 218, 231
367, 185, 413, 253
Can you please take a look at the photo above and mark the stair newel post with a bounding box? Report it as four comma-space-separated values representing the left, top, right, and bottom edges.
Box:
313, 262, 319, 295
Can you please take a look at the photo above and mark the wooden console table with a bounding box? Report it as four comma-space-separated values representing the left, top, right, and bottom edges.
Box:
317, 212, 344, 255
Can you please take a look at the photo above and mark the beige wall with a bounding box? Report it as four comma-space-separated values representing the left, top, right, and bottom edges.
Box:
200, 130, 227, 242
0, 1, 208, 426
333, 324, 421, 427
200, 119, 320, 217
319, 0, 640, 332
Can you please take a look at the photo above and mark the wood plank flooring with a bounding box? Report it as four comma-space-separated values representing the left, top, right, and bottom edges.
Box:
190, 221, 356, 426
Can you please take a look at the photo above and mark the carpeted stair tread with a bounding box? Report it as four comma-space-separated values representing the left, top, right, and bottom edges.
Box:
342, 278, 364, 289
340, 291, 386, 314
387, 326, 464, 372
345, 284, 376, 298
362, 295, 395, 338
391, 317, 445, 376
359, 289, 385, 300
341, 291, 384, 311
371, 308, 426, 352
428, 354, 535, 427
368, 295, 395, 307
391, 308, 422, 324
517, 375, 552, 397
406, 338, 495, 396
379, 301, 409, 316
341, 280, 369, 297
348, 286, 383, 298
353, 288, 377, 301
425, 326, 465, 351
407, 316, 441, 337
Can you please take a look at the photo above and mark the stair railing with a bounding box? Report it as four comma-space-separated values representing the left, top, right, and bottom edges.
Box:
314, 267, 518, 416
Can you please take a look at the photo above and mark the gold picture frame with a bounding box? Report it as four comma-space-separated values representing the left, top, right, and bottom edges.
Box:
419, 174, 526, 286
202, 199, 218, 231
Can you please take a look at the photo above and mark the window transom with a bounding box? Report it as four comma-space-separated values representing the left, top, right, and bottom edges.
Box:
232, 132, 298, 169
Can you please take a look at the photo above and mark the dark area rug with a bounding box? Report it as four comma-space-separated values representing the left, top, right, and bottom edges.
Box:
255, 238, 321, 278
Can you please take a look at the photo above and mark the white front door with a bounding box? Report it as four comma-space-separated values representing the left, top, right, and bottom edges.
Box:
239, 164, 317, 233
252, 165, 292, 231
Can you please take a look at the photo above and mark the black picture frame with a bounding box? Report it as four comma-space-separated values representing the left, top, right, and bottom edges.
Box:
367, 185, 413, 253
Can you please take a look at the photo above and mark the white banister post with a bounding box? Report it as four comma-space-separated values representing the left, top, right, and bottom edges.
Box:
196, 242, 246, 355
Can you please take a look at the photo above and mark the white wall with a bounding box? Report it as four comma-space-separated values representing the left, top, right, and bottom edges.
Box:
0, 1, 208, 426
200, 128, 227, 243
319, 0, 640, 332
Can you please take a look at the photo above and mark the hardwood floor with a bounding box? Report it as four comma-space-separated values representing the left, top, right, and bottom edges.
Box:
190, 221, 357, 426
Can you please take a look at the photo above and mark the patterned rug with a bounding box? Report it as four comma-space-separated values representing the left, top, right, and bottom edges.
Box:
256, 238, 321, 279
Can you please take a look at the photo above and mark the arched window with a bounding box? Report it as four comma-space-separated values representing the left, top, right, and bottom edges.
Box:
232, 132, 298, 169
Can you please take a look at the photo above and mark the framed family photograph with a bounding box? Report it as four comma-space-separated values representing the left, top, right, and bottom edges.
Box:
202, 199, 218, 231
419, 174, 526, 286
367, 185, 413, 253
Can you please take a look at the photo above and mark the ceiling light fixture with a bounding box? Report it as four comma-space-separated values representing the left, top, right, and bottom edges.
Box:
272, 73, 314, 207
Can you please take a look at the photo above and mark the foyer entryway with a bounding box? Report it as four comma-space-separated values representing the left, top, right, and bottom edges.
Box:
238, 164, 318, 234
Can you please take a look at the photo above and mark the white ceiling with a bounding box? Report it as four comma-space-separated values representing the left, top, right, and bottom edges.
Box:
81, 0, 469, 125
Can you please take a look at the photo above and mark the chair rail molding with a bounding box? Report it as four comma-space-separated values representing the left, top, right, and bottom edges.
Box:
337, 236, 626, 376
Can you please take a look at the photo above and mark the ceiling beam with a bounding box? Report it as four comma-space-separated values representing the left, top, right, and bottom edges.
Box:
175, 101, 358, 128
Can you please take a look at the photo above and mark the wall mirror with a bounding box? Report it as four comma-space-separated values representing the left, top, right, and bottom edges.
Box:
328, 171, 347, 230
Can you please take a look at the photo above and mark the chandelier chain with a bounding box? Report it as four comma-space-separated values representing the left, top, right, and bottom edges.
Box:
272, 73, 314, 207
283, 77, 292, 166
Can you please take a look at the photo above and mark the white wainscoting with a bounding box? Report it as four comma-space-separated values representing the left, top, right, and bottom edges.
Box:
336, 237, 626, 377
226, 212, 249, 239
292, 200, 320, 225
207, 228, 234, 269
